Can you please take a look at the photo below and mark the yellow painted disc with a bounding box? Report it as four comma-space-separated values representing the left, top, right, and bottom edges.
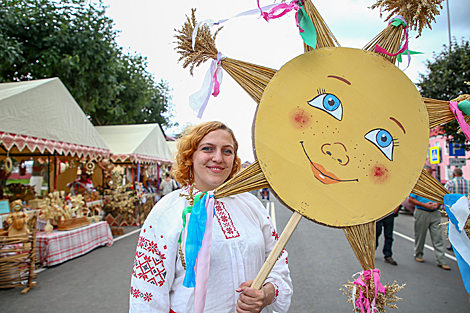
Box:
254, 47, 429, 227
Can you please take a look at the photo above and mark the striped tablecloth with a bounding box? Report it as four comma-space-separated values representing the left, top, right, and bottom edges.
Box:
36, 221, 113, 266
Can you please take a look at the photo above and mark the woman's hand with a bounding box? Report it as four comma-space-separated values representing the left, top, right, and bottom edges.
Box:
236, 280, 274, 313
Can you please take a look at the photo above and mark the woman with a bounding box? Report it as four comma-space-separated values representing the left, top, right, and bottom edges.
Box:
130, 121, 292, 313
160, 173, 176, 196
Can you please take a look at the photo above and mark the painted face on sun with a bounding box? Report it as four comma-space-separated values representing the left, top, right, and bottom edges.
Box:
254, 47, 429, 227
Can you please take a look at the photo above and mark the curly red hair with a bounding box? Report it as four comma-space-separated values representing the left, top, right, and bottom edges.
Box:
172, 121, 241, 187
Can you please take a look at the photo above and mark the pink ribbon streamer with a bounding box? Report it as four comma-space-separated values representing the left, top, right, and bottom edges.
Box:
212, 53, 222, 96
193, 191, 215, 313
353, 269, 386, 313
374, 15, 412, 69
257, 0, 302, 31
449, 101, 470, 142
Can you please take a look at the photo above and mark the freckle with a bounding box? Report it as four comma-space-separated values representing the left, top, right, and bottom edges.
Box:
363, 168, 365, 170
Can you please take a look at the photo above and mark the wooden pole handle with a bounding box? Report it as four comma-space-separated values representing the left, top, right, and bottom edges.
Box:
251, 211, 302, 290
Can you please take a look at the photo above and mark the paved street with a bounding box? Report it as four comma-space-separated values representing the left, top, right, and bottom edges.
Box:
1, 196, 469, 312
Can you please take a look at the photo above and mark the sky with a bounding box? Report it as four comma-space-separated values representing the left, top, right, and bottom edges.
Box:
101, 0, 469, 162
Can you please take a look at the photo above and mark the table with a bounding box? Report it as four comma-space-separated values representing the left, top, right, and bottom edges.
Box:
36, 221, 113, 266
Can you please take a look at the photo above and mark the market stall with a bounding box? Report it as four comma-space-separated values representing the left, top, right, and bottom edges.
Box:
95, 124, 174, 226
0, 78, 112, 290
36, 221, 113, 267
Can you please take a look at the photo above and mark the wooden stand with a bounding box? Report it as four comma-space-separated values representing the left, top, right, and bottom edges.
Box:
57, 217, 90, 231
0, 232, 38, 294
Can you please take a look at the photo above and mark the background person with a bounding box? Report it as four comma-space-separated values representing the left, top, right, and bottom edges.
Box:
444, 167, 470, 195
159, 173, 177, 196
67, 172, 95, 195
129, 121, 292, 313
376, 206, 400, 266
408, 166, 450, 270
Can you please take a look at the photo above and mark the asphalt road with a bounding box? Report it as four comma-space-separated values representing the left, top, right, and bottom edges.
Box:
1, 196, 469, 312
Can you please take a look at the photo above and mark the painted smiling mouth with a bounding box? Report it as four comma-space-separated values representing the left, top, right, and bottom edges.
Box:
300, 141, 358, 184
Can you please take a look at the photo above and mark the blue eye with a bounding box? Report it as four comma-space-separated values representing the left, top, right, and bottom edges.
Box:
308, 93, 343, 121
365, 129, 394, 161
323, 94, 340, 111
376, 130, 392, 148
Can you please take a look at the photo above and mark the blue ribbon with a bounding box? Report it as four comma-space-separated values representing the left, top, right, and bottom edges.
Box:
183, 193, 208, 288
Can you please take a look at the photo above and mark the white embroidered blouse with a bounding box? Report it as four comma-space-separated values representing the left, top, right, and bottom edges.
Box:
129, 186, 293, 313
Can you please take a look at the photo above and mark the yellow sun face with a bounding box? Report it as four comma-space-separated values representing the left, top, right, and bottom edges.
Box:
254, 47, 429, 227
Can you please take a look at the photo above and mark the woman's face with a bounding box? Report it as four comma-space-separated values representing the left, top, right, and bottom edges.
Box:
191, 129, 235, 191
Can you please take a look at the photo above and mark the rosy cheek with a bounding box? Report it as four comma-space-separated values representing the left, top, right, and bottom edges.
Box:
370, 164, 389, 184
290, 108, 311, 129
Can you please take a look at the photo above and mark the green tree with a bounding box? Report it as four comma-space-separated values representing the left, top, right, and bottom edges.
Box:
417, 39, 470, 145
0, 0, 174, 128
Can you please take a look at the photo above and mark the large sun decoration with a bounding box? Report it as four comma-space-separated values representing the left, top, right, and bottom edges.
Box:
175, 0, 468, 311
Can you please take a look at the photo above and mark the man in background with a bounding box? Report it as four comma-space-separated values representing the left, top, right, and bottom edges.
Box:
444, 167, 470, 195
408, 166, 450, 270
376, 206, 400, 265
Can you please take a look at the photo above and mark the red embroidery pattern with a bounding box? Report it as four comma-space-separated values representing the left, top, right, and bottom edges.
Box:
133, 236, 167, 286
273, 283, 279, 302
130, 286, 153, 302
214, 200, 240, 239
272, 229, 279, 240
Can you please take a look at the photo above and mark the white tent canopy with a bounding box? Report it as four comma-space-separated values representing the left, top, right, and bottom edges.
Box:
0, 78, 110, 159
95, 124, 174, 164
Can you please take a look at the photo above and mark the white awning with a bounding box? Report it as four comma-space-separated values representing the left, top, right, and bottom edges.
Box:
95, 124, 174, 164
0, 78, 110, 159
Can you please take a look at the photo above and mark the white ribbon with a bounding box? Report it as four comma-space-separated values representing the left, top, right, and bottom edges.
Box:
188, 52, 225, 119
191, 3, 279, 51
447, 196, 470, 265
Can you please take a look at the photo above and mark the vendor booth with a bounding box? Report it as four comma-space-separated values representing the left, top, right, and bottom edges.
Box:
0, 78, 112, 292
95, 124, 174, 226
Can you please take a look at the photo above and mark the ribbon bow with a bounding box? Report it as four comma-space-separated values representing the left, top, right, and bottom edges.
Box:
375, 16, 417, 70
257, 0, 317, 48
188, 52, 225, 119
352, 269, 386, 313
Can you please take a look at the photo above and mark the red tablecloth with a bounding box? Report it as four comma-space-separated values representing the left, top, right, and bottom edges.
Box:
36, 221, 113, 266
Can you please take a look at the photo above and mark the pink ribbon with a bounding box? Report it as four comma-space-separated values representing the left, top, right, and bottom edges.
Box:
188, 52, 223, 119
353, 269, 386, 313
374, 15, 412, 69
257, 0, 303, 31
212, 53, 222, 96
375, 16, 408, 57
449, 101, 470, 142
193, 191, 215, 313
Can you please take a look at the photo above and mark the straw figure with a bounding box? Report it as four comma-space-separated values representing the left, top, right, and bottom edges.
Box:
174, 0, 468, 311
6, 200, 29, 237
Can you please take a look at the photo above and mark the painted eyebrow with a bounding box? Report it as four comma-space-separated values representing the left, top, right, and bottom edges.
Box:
328, 75, 351, 85
390, 117, 406, 134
